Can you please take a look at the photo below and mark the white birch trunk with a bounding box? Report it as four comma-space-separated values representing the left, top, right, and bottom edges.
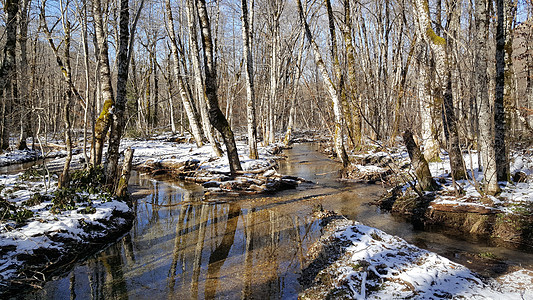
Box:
185, 0, 222, 156
296, 0, 349, 167
241, 0, 258, 159
166, 0, 204, 147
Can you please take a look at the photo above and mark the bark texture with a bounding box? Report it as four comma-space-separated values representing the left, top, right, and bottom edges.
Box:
0, 0, 19, 150
92, 0, 115, 166
414, 0, 465, 180
167, 0, 205, 148
476, 0, 500, 194
495, 0, 509, 182
105, 0, 131, 189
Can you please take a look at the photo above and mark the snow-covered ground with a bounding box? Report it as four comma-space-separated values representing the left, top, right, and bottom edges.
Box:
2, 135, 533, 298
301, 217, 533, 299
121, 137, 282, 172
425, 150, 533, 213
351, 143, 533, 213
0, 136, 286, 293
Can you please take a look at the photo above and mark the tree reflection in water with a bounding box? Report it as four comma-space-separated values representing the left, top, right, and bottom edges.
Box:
27, 145, 385, 299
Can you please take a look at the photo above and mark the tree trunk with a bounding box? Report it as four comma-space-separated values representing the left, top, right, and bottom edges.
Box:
296, 0, 349, 167
241, 0, 258, 159
196, 0, 242, 175
92, 0, 115, 166
0, 0, 19, 150
184, 0, 223, 156
106, 0, 134, 191
115, 148, 134, 198
284, 36, 305, 147
403, 130, 438, 191
17, 0, 31, 150
476, 0, 500, 194
494, 0, 507, 181
342, 0, 362, 147
166, 0, 205, 148
416, 40, 440, 162
414, 0, 465, 180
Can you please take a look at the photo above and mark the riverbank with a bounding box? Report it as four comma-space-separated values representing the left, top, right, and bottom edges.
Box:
299, 210, 533, 299
340, 142, 533, 248
0, 135, 294, 295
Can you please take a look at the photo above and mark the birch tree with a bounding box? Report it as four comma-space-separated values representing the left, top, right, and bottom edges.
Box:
165, 0, 205, 148
413, 0, 466, 180
184, 0, 223, 156
105, 0, 135, 187
296, 0, 349, 167
241, 0, 258, 159
476, 0, 500, 194
196, 0, 242, 175
92, 0, 115, 166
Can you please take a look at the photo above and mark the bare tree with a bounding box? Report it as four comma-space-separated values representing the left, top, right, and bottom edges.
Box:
196, 0, 242, 175
296, 0, 349, 167
413, 0, 465, 180
241, 0, 258, 159
0, 0, 20, 150
476, 0, 499, 194
91, 0, 115, 166
166, 0, 205, 148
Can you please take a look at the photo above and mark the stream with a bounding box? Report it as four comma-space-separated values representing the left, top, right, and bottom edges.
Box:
18, 143, 533, 299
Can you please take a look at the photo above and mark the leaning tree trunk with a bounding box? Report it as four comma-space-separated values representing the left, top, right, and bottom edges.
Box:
166, 0, 205, 148
414, 0, 465, 180
184, 0, 223, 156
296, 0, 349, 167
196, 0, 242, 175
403, 130, 438, 191
241, 0, 258, 159
476, 0, 500, 194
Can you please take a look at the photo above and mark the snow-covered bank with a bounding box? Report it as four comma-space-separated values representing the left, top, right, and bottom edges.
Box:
300, 212, 533, 299
125, 138, 309, 196
345, 142, 533, 247
0, 170, 133, 295
0, 136, 296, 295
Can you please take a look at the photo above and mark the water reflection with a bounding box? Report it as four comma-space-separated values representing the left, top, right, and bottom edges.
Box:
24, 144, 533, 299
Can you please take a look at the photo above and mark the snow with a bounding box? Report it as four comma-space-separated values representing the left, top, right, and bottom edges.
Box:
2, 135, 533, 297
373, 148, 533, 214
122, 138, 280, 174
306, 220, 532, 299
0, 135, 286, 290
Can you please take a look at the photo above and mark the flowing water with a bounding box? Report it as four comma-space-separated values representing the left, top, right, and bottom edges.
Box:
17, 143, 533, 299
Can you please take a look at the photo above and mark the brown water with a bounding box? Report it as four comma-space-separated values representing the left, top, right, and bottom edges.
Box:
19, 143, 533, 299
